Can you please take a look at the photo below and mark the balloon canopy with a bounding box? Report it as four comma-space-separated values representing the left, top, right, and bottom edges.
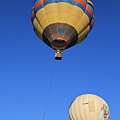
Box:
69, 94, 110, 120
30, 0, 94, 59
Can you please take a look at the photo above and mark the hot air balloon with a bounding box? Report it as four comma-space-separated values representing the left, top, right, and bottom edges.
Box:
30, 0, 94, 60
69, 94, 110, 120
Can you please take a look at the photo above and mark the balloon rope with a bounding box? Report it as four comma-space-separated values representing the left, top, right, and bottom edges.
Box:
42, 59, 56, 120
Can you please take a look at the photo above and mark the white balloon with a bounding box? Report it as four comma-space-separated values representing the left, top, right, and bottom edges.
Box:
69, 94, 110, 120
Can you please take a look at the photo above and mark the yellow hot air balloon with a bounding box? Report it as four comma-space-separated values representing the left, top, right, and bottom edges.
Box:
69, 94, 110, 120
30, 0, 94, 60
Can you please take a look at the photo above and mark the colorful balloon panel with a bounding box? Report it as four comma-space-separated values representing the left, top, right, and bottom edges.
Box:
30, 0, 94, 50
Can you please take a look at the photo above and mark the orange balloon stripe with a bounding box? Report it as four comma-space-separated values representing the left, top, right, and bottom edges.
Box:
86, 6, 93, 17
91, 19, 94, 26
34, 0, 46, 10
73, 0, 86, 8
30, 12, 34, 19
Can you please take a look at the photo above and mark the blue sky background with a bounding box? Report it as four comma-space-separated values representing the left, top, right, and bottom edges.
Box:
0, 0, 120, 120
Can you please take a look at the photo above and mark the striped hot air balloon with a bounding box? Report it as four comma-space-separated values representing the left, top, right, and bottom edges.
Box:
30, 0, 94, 60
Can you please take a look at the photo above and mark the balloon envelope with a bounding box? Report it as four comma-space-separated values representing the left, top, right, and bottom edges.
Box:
69, 94, 110, 120
30, 0, 94, 51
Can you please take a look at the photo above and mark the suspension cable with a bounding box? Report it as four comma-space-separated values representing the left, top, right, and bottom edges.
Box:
42, 59, 56, 120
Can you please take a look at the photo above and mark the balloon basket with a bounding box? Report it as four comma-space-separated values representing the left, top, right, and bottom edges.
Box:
55, 50, 62, 60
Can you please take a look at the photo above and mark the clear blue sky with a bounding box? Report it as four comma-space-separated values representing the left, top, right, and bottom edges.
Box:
0, 0, 120, 120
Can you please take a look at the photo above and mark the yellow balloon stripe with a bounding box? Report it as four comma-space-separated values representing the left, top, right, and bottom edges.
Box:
77, 26, 90, 44
33, 18, 43, 40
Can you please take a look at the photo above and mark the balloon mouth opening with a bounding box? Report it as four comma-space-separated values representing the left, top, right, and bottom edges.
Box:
52, 40, 67, 47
